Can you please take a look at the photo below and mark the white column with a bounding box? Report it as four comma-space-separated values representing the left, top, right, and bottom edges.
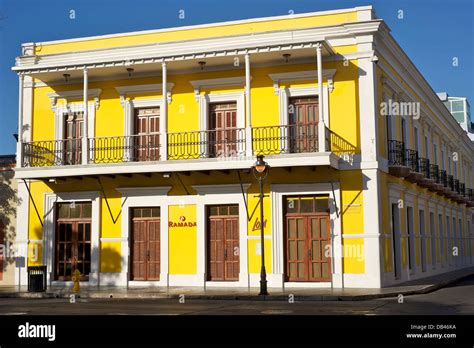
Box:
316, 43, 326, 152
82, 68, 89, 164
245, 53, 253, 157
17, 74, 24, 166
161, 62, 168, 161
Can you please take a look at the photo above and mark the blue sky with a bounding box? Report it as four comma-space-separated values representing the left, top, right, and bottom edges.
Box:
0, 0, 472, 155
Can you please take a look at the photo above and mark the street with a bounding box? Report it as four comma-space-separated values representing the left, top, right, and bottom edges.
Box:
1, 275, 473, 315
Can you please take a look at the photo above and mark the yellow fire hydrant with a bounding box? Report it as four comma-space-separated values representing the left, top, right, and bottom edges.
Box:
72, 269, 81, 293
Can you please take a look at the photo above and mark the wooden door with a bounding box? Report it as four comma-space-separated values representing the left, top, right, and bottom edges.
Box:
207, 205, 239, 281
130, 208, 160, 281
134, 108, 160, 161
285, 196, 331, 282
64, 111, 84, 165
288, 97, 319, 153
209, 103, 237, 157
55, 202, 92, 281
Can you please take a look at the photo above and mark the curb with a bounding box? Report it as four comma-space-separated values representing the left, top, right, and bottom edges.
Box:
0, 272, 471, 301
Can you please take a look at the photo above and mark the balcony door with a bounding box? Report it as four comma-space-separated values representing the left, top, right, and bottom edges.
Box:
64, 111, 84, 165
209, 103, 237, 157
134, 108, 160, 161
288, 97, 319, 153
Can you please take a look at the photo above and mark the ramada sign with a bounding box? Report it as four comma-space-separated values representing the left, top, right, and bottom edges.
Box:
168, 216, 197, 228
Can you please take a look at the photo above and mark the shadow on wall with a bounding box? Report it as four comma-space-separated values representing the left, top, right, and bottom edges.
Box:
0, 170, 19, 268
98, 246, 126, 287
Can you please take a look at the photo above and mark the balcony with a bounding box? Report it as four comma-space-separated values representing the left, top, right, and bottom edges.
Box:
405, 149, 422, 183
418, 158, 433, 188
446, 174, 455, 198
468, 189, 474, 207
387, 140, 410, 177
18, 124, 338, 178
429, 164, 443, 192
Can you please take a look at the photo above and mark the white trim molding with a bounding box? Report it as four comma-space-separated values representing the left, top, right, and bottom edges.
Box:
190, 77, 249, 102
270, 183, 343, 288
43, 191, 101, 286
47, 89, 102, 109
278, 85, 330, 128
269, 69, 336, 95
115, 83, 174, 105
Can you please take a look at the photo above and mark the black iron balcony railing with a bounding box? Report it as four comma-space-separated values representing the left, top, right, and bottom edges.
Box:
253, 123, 319, 156
447, 175, 454, 191
387, 140, 406, 166
453, 179, 460, 194
22, 139, 82, 167
405, 149, 419, 172
440, 169, 447, 187
89, 134, 161, 164
168, 128, 246, 160
468, 189, 474, 201
20, 124, 331, 167
419, 158, 430, 179
430, 164, 439, 183
459, 183, 466, 197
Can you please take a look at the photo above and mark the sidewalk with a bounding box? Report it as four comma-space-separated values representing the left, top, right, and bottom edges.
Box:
1, 267, 472, 301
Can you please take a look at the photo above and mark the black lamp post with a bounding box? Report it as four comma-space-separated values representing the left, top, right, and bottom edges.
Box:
252, 155, 269, 296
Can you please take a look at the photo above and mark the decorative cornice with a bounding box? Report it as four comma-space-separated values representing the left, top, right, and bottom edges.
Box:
115, 83, 174, 105
190, 77, 249, 101
268, 69, 336, 95
47, 89, 102, 109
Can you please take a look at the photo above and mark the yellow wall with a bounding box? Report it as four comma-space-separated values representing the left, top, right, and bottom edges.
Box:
36, 12, 358, 55
168, 204, 197, 274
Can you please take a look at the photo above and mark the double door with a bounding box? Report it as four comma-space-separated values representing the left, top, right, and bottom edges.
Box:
209, 103, 238, 157
288, 97, 319, 153
285, 196, 332, 282
207, 205, 239, 281
55, 202, 92, 281
130, 208, 161, 281
64, 111, 84, 165
134, 108, 160, 161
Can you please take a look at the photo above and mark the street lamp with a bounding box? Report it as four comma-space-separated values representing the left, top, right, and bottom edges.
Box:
252, 155, 269, 296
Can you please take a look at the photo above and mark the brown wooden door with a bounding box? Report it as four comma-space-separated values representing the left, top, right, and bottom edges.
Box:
207, 205, 239, 281
134, 108, 160, 161
288, 97, 319, 153
209, 103, 237, 157
64, 111, 84, 165
55, 202, 92, 281
131, 208, 160, 281
285, 196, 331, 282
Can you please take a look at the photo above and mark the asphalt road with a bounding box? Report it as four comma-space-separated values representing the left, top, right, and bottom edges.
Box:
0, 275, 473, 315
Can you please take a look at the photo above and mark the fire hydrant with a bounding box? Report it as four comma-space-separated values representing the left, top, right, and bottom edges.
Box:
72, 269, 81, 293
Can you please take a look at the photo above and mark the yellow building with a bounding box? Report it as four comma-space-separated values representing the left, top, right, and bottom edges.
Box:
12, 6, 474, 289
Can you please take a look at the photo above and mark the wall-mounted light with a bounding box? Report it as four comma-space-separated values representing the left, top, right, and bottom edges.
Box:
283, 54, 291, 63
126, 68, 134, 77
198, 61, 206, 70
162, 172, 171, 178
63, 73, 71, 82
